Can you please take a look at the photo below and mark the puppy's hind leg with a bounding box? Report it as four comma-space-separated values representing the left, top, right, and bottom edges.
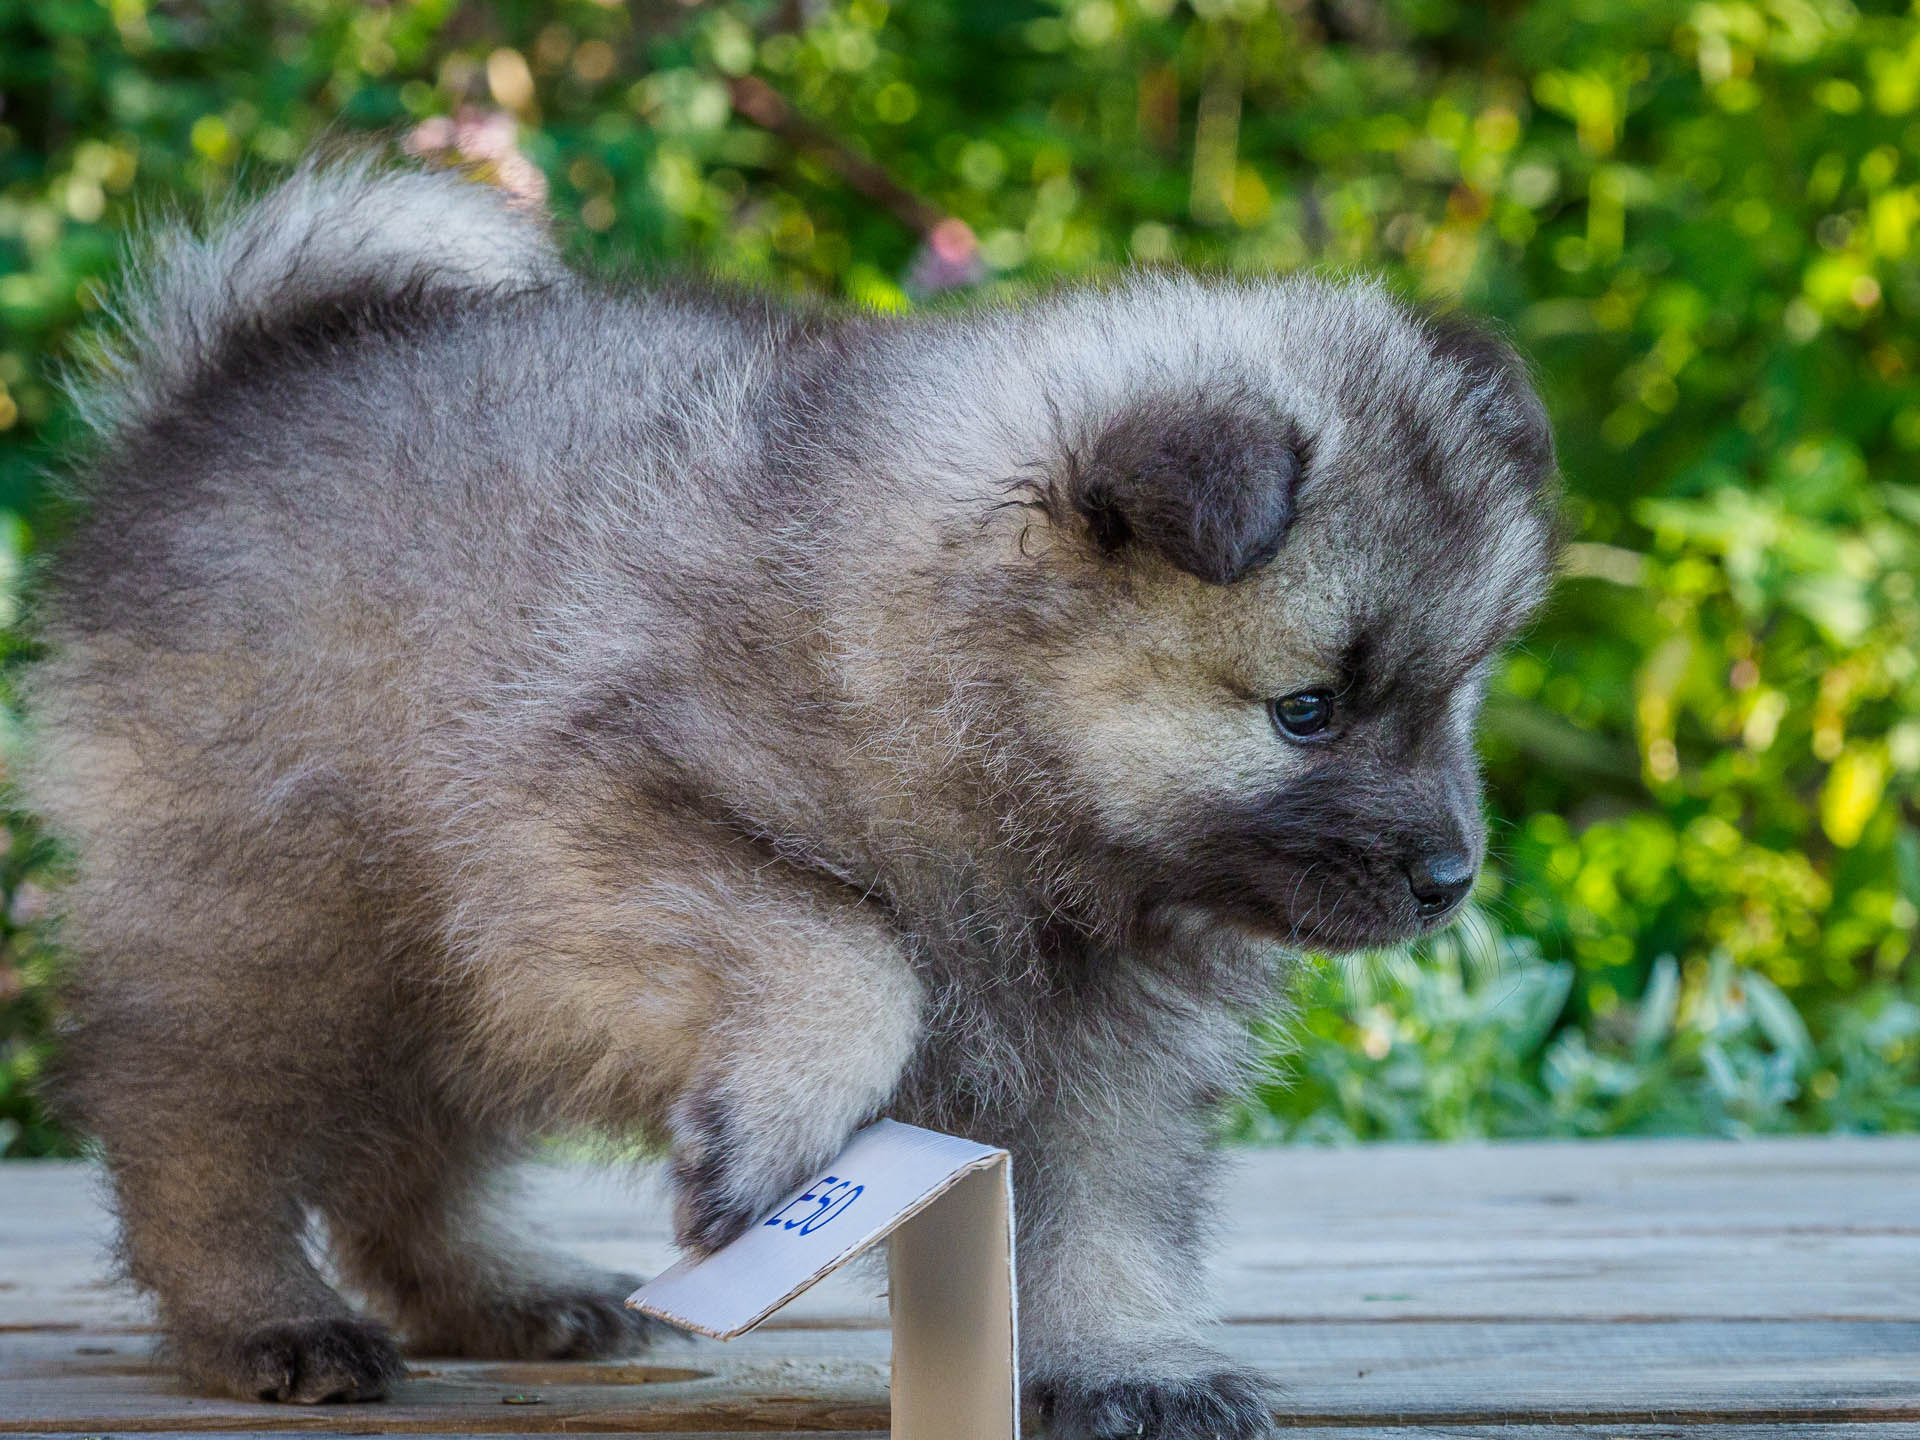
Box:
59, 1014, 405, 1403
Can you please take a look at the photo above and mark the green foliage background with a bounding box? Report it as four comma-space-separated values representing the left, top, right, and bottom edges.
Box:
3, 0, 1919, 1153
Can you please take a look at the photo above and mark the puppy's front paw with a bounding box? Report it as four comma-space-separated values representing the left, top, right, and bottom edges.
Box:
670, 1091, 756, 1255
209, 1315, 406, 1404
1032, 1366, 1276, 1440
669, 1089, 829, 1257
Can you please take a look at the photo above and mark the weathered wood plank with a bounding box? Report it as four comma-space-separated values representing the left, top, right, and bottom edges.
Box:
5, 1137, 1919, 1433
1211, 1135, 1920, 1323
10, 1138, 1918, 1331
2, 1136, 1910, 1331
5, 1317, 1920, 1432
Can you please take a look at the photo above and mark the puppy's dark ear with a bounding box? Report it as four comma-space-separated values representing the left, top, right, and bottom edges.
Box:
1421, 311, 1556, 489
1072, 395, 1303, 585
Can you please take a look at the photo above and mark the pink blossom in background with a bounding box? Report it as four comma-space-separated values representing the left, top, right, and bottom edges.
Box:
907, 217, 984, 296
404, 108, 548, 209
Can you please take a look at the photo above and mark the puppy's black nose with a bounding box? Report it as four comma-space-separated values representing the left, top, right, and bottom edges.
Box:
1407, 850, 1474, 915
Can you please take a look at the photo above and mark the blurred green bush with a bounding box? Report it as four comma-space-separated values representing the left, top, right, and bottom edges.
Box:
3, 0, 1917, 1152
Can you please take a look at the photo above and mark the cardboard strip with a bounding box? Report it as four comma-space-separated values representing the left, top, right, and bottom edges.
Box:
890, 1157, 1019, 1440
627, 1119, 1021, 1437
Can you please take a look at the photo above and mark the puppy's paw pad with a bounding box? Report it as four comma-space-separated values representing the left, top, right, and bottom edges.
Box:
227, 1316, 405, 1404
1034, 1367, 1276, 1440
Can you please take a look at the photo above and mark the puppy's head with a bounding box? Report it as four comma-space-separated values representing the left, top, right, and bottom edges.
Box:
970, 278, 1556, 952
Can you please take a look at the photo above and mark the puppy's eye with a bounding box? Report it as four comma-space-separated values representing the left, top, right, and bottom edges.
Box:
1269, 690, 1335, 742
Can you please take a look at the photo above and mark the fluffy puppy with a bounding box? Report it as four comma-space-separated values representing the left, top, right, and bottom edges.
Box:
23, 152, 1555, 1437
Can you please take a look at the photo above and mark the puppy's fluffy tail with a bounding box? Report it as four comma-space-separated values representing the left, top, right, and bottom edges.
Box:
72, 148, 561, 443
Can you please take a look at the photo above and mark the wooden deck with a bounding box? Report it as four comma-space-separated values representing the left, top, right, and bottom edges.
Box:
4, 1136, 1919, 1437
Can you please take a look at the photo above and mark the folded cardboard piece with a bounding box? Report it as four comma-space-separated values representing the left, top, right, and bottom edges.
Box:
627, 1119, 1020, 1439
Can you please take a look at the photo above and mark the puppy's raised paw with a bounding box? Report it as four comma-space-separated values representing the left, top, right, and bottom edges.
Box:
666, 1090, 739, 1254
668, 1087, 847, 1257
216, 1315, 406, 1404
1032, 1365, 1276, 1440
669, 1090, 776, 1255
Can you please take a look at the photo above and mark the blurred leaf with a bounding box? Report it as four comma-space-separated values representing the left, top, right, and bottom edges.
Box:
1634, 953, 1680, 1062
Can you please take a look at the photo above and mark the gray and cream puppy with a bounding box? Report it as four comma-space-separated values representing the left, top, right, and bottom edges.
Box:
24, 153, 1555, 1438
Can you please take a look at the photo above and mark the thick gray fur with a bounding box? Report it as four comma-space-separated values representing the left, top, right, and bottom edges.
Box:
23, 151, 1555, 1434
